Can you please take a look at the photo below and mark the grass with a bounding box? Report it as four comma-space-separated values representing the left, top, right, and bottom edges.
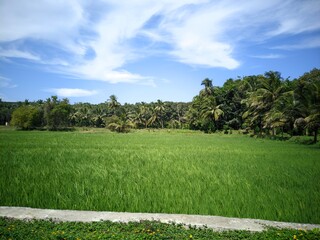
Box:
1, 217, 320, 240
0, 127, 319, 224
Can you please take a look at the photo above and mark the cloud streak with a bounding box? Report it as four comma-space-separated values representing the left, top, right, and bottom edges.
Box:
0, 48, 40, 61
46, 88, 98, 98
0, 76, 17, 88
272, 37, 320, 50
251, 54, 284, 59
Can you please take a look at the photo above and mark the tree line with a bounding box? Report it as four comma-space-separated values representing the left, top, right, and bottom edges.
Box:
1, 68, 319, 142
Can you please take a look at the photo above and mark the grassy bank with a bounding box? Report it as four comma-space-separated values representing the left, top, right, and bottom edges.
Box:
1, 217, 319, 240
0, 129, 319, 223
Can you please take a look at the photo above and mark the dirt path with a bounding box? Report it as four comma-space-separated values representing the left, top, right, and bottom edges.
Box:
1, 206, 319, 232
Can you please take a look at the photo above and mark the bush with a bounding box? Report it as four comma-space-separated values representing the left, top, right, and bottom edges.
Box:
107, 115, 133, 133
10, 105, 42, 130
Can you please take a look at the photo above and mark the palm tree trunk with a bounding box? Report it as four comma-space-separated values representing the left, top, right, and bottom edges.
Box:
211, 116, 216, 132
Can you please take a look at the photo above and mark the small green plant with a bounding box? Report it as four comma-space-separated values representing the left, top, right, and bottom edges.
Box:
1, 217, 320, 240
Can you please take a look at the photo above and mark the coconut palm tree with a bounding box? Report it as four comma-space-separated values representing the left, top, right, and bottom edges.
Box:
129, 104, 150, 129
107, 95, 121, 116
295, 68, 320, 143
148, 100, 166, 128
91, 106, 106, 127
107, 113, 134, 133
266, 90, 299, 136
243, 71, 287, 135
201, 96, 224, 131
200, 78, 214, 97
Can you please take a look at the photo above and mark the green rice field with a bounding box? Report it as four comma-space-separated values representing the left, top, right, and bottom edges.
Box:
0, 128, 319, 224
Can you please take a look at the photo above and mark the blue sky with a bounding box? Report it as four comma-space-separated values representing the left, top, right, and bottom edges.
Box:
0, 0, 319, 104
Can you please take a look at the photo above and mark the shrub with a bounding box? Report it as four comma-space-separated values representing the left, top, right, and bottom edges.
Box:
10, 105, 42, 130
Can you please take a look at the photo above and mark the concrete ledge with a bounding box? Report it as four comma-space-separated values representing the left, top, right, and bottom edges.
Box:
1, 206, 319, 232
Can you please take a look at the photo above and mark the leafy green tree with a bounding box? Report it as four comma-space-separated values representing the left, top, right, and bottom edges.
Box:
186, 95, 202, 130
44, 96, 72, 130
220, 78, 244, 130
10, 105, 42, 129
0, 100, 19, 125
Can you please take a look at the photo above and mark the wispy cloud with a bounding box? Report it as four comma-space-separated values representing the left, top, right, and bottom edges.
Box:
46, 88, 98, 98
0, 1, 84, 53
272, 37, 320, 50
251, 54, 284, 59
266, 0, 320, 36
0, 48, 40, 61
0, 0, 319, 84
0, 76, 17, 88
159, 5, 240, 69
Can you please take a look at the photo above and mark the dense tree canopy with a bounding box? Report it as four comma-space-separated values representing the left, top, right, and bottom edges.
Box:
10, 105, 42, 130
1, 68, 319, 142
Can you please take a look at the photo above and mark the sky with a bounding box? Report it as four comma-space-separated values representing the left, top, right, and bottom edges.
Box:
0, 0, 320, 104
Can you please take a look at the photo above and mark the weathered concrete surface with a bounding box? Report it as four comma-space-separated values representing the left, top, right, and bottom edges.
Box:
1, 206, 319, 232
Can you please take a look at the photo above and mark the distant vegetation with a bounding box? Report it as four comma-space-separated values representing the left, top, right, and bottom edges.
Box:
1, 68, 319, 142
1, 129, 319, 223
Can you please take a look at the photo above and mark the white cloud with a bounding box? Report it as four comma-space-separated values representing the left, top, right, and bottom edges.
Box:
61, 1, 206, 84
0, 0, 84, 53
46, 88, 97, 98
71, 65, 156, 86
141, 0, 319, 69
0, 0, 319, 84
266, 0, 320, 36
144, 1, 242, 69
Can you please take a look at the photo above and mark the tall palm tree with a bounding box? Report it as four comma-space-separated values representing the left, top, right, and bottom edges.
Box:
201, 96, 224, 131
257, 71, 286, 111
128, 104, 150, 129
92, 106, 106, 127
77, 104, 92, 127
305, 112, 320, 143
108, 114, 134, 133
107, 95, 121, 116
239, 75, 261, 93
243, 71, 287, 135
267, 90, 299, 136
149, 100, 166, 128
264, 110, 287, 136
295, 68, 320, 143
200, 78, 214, 96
